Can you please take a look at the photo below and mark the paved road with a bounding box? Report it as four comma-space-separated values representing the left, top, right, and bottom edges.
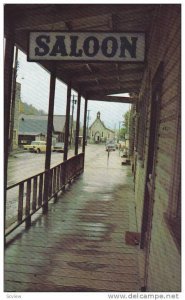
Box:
7, 148, 81, 187
7, 144, 122, 186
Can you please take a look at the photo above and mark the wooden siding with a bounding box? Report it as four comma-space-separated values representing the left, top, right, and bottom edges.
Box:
134, 162, 146, 231
148, 6, 180, 291
134, 5, 181, 291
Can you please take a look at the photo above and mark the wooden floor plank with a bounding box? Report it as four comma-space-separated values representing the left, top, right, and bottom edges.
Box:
5, 272, 139, 292
5, 280, 139, 292
5, 267, 139, 283
5, 152, 140, 292
5, 252, 138, 266
6, 245, 137, 258
5, 262, 138, 275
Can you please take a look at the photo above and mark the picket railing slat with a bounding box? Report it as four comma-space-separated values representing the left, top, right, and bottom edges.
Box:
18, 182, 24, 222
5, 153, 84, 236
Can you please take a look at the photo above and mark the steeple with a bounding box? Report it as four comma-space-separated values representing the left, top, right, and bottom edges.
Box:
97, 111, 100, 119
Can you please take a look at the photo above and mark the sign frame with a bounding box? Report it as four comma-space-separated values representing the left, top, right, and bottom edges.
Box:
27, 30, 146, 63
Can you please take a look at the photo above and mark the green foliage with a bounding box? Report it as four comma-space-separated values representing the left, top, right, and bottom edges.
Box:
20, 101, 46, 115
118, 110, 131, 139
123, 111, 130, 133
119, 127, 126, 139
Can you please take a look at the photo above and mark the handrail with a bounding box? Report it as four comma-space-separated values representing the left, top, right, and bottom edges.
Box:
5, 153, 84, 237
6, 154, 81, 190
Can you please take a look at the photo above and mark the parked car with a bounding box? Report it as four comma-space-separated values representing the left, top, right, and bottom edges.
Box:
23, 141, 47, 153
23, 141, 36, 152
53, 142, 64, 153
105, 141, 116, 151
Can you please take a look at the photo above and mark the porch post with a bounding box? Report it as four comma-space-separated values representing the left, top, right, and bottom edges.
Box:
4, 31, 14, 227
9, 46, 18, 152
82, 98, 88, 153
64, 81, 71, 161
75, 91, 81, 156
43, 65, 56, 213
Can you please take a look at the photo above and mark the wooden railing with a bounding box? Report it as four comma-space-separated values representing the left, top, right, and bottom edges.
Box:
5, 153, 84, 237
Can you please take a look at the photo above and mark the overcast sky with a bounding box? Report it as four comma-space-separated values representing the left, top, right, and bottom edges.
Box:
16, 49, 130, 130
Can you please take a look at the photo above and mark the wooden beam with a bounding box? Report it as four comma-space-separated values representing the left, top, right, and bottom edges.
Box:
5, 4, 156, 30
83, 79, 141, 91
82, 98, 88, 154
88, 95, 136, 103
43, 65, 56, 213
64, 82, 72, 161
87, 87, 140, 99
75, 91, 81, 156
71, 67, 144, 82
86, 64, 99, 86
45, 67, 56, 171
4, 29, 15, 233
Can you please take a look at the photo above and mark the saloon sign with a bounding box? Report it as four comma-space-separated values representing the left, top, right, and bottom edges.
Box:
28, 32, 145, 62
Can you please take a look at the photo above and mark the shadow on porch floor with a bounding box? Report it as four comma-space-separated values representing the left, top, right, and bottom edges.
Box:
5, 150, 141, 292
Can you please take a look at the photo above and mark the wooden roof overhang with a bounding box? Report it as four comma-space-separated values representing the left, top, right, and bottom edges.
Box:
4, 4, 158, 104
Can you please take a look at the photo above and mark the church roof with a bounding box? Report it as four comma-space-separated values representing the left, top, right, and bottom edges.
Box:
89, 112, 115, 133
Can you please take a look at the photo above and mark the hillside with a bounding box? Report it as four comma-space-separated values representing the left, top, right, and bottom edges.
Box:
20, 101, 46, 115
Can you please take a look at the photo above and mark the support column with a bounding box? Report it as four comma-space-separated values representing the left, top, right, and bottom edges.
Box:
75, 91, 81, 156
64, 82, 71, 161
9, 46, 18, 152
82, 98, 88, 153
43, 66, 56, 213
4, 32, 14, 229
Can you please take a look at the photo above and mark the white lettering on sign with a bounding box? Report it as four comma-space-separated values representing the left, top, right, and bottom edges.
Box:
28, 32, 145, 62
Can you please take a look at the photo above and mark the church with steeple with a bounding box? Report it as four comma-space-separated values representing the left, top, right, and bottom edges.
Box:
89, 112, 115, 144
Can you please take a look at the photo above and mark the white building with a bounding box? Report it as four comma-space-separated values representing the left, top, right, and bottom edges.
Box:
89, 112, 115, 143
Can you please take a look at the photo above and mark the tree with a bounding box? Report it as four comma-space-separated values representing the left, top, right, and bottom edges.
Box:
118, 110, 130, 140
19, 101, 46, 115
123, 110, 130, 134
119, 127, 126, 139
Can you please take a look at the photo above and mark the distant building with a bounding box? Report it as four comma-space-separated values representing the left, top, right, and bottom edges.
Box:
89, 112, 115, 143
18, 114, 48, 146
18, 114, 72, 146
53, 115, 68, 143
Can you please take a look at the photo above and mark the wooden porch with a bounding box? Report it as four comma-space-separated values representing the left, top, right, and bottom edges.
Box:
5, 147, 141, 292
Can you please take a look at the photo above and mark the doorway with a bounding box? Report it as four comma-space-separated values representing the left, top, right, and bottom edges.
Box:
94, 131, 100, 143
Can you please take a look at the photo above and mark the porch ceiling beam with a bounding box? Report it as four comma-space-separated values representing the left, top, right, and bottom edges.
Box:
71, 67, 144, 82
88, 95, 137, 103
83, 79, 141, 92
87, 87, 140, 98
105, 87, 140, 95
115, 63, 121, 87
86, 64, 99, 85
5, 4, 156, 30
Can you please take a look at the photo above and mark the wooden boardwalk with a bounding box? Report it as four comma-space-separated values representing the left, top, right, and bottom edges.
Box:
5, 148, 140, 292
